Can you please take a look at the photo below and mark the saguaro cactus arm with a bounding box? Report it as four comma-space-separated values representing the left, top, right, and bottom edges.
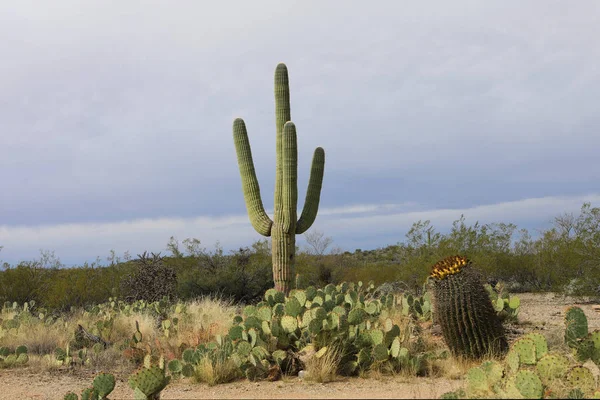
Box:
282, 122, 298, 233
233, 118, 273, 236
296, 147, 325, 234
274, 63, 291, 218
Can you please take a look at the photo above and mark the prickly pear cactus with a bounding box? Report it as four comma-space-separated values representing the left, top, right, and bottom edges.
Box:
429, 255, 508, 359
80, 387, 99, 400
514, 369, 543, 398
448, 323, 600, 400
566, 366, 597, 394
512, 337, 538, 365
92, 372, 115, 399
536, 353, 570, 385
128, 365, 170, 400
63, 393, 79, 400
565, 307, 588, 348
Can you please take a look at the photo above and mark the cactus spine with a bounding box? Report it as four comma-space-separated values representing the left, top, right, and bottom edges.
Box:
233, 63, 325, 294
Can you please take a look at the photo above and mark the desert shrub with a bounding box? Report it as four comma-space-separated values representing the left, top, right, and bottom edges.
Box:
120, 252, 177, 302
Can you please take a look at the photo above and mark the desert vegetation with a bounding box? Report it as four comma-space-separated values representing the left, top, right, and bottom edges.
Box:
0, 202, 599, 398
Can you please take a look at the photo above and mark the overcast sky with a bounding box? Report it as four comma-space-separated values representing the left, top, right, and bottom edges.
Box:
1, 1, 599, 265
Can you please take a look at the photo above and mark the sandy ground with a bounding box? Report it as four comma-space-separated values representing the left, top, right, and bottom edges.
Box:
2, 292, 599, 400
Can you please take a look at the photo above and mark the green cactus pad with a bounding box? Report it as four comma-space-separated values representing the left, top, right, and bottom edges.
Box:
508, 296, 520, 310
243, 305, 257, 317
284, 297, 303, 317
357, 348, 371, 366
291, 290, 307, 307
248, 328, 258, 347
244, 316, 261, 330
327, 311, 341, 329
92, 373, 115, 398
505, 348, 520, 375
480, 360, 504, 387
311, 296, 324, 306
466, 367, 488, 393
308, 318, 322, 334
182, 349, 195, 364
251, 346, 269, 360
272, 349, 287, 365
265, 289, 286, 305
512, 338, 537, 365
310, 306, 327, 322
372, 343, 389, 362
128, 365, 170, 398
440, 390, 466, 399
256, 306, 272, 321
566, 366, 596, 394
522, 333, 548, 360
348, 308, 367, 325
16, 353, 29, 364
81, 387, 99, 400
565, 307, 588, 347
4, 354, 17, 365
281, 315, 298, 333
15, 345, 28, 356
364, 301, 378, 315
369, 329, 384, 346
315, 346, 328, 359
228, 325, 243, 341
390, 337, 401, 358
344, 292, 356, 307
182, 363, 195, 378
576, 338, 595, 362
536, 353, 570, 385
514, 369, 543, 399
168, 359, 183, 374
236, 341, 253, 357
305, 286, 317, 301
587, 331, 600, 364
493, 298, 505, 312
63, 393, 79, 400
272, 303, 284, 317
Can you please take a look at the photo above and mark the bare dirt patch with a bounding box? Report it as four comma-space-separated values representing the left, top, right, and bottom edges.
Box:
1, 292, 598, 400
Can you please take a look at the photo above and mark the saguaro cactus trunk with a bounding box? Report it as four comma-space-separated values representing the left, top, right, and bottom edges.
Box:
233, 63, 325, 294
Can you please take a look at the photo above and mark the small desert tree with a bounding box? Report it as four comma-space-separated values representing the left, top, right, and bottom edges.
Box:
121, 252, 177, 302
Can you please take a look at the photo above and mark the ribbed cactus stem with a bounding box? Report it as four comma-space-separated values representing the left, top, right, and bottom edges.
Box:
431, 256, 508, 359
233, 118, 273, 236
233, 63, 325, 294
297, 147, 325, 234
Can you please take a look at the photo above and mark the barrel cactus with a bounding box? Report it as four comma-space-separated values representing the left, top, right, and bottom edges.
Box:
233, 63, 325, 294
429, 255, 508, 359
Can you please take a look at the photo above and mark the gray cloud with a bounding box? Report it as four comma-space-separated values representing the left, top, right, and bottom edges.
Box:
0, 1, 599, 261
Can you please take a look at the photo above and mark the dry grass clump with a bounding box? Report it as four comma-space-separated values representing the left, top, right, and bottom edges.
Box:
1, 319, 70, 355
0, 295, 239, 374
177, 296, 237, 347
194, 355, 240, 386
304, 344, 343, 383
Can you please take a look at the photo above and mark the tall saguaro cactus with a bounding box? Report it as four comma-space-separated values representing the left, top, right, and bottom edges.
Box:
233, 63, 325, 294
